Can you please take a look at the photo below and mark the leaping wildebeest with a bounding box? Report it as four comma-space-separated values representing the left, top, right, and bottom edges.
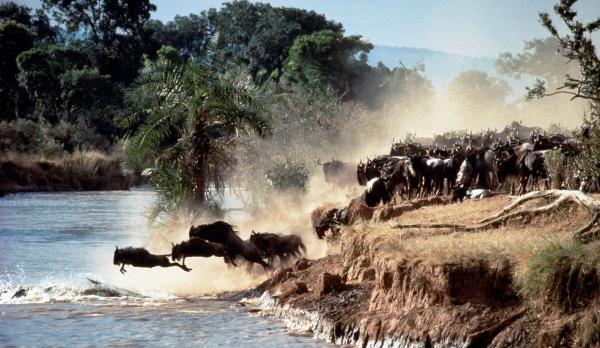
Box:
189, 221, 270, 270
171, 238, 233, 268
113, 247, 191, 274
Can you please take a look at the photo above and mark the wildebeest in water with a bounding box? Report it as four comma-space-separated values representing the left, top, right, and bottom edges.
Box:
113, 247, 191, 274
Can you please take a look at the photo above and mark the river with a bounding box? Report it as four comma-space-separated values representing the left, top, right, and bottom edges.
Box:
0, 189, 328, 347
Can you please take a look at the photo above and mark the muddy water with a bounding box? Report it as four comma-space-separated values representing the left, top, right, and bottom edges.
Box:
0, 190, 328, 347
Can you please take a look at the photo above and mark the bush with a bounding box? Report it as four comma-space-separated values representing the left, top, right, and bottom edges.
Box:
0, 119, 63, 155
519, 240, 600, 312
265, 157, 309, 192
545, 149, 578, 189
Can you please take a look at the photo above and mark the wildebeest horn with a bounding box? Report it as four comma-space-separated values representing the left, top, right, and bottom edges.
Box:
115, 246, 118, 251
317, 159, 323, 165
171, 242, 174, 247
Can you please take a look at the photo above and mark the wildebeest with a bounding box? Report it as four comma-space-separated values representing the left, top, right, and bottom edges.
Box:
311, 206, 349, 239
455, 148, 498, 190
189, 221, 270, 270
113, 247, 191, 274
171, 238, 232, 267
357, 155, 407, 186
423, 157, 446, 196
404, 155, 428, 198
452, 187, 494, 202
249, 232, 306, 264
496, 145, 549, 195
361, 177, 392, 207
318, 159, 356, 187
442, 155, 463, 195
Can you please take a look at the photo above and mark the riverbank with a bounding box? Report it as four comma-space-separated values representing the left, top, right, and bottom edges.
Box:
244, 194, 600, 347
0, 152, 140, 194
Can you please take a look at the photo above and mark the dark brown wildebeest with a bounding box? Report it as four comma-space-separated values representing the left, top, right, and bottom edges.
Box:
356, 155, 407, 186
189, 221, 270, 270
318, 159, 356, 187
455, 148, 498, 190
171, 238, 232, 268
249, 232, 306, 264
113, 247, 191, 274
496, 145, 548, 195
404, 155, 428, 198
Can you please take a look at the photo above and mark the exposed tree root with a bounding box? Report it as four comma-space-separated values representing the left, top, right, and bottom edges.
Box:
393, 190, 600, 243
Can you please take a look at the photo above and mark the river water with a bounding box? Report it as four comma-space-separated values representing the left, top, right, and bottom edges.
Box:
0, 189, 328, 347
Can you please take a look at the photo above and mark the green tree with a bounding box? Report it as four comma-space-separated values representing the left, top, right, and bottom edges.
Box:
59, 67, 121, 137
0, 2, 31, 25
122, 47, 270, 219
208, 1, 342, 84
16, 45, 91, 123
530, 0, 600, 187
282, 29, 373, 100
527, 0, 600, 103
0, 2, 59, 44
146, 14, 212, 60
43, 0, 158, 83
0, 20, 34, 121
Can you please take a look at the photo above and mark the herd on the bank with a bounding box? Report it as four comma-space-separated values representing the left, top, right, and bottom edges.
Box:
322, 130, 582, 207
113, 127, 586, 274
114, 221, 306, 273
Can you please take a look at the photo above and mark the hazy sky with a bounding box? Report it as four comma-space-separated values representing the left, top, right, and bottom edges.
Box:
14, 0, 600, 57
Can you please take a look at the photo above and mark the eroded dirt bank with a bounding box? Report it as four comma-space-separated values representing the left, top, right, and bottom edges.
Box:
244, 195, 600, 347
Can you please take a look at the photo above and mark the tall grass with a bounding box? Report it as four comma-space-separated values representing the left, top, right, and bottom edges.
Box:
518, 240, 600, 312
0, 151, 133, 193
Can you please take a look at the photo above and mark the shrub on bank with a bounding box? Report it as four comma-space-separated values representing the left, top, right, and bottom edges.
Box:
519, 240, 600, 312
0, 151, 133, 193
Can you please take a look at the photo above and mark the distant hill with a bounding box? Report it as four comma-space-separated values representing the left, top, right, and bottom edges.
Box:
369, 45, 529, 98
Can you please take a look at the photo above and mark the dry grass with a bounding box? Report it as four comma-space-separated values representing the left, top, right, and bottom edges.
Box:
346, 194, 591, 280
0, 150, 133, 193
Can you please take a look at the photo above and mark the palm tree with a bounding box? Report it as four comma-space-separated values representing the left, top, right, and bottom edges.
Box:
121, 45, 270, 221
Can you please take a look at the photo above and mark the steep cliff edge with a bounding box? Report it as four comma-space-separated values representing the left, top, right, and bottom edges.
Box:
248, 195, 600, 347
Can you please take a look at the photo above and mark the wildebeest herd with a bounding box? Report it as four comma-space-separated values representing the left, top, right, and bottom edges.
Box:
322, 129, 582, 208
114, 221, 306, 274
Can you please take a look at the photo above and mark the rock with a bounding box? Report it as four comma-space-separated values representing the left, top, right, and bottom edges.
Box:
360, 268, 376, 281
280, 281, 309, 301
319, 272, 345, 296
271, 267, 293, 286
293, 258, 311, 271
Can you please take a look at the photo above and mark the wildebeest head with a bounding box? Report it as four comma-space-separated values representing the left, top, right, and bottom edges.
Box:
455, 159, 474, 188
171, 242, 182, 261
406, 155, 425, 177
356, 161, 367, 185
113, 247, 121, 265
249, 231, 269, 250
451, 186, 468, 202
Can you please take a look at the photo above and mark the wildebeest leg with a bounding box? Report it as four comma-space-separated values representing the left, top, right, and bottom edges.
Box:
171, 262, 191, 272
120, 263, 127, 274
224, 255, 237, 267
518, 176, 528, 195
